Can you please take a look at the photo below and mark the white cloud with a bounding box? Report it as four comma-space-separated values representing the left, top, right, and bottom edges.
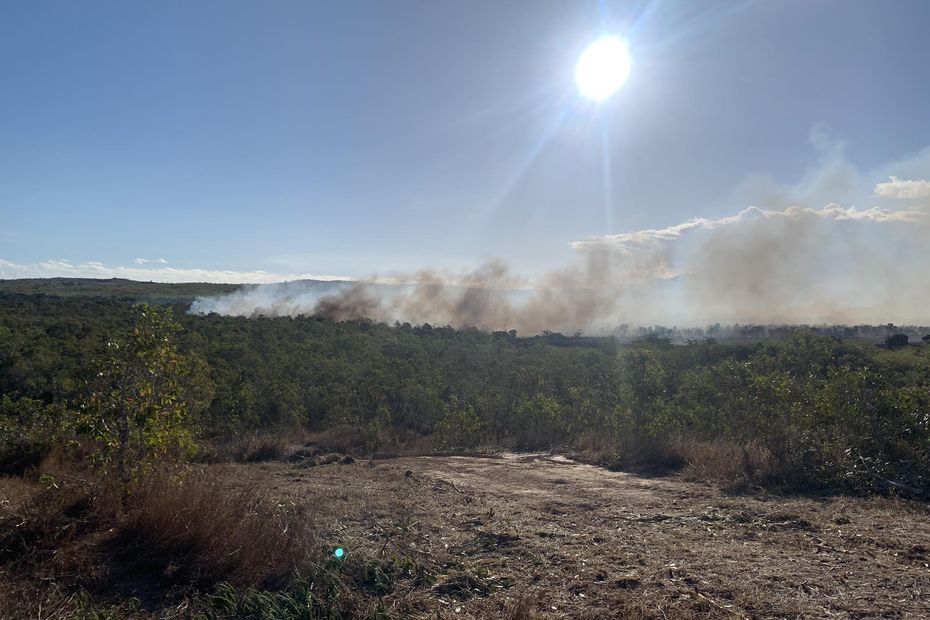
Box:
571, 204, 923, 254
134, 257, 168, 265
0, 259, 351, 284
873, 176, 930, 199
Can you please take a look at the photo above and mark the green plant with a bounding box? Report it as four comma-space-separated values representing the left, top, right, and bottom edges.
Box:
79, 305, 212, 489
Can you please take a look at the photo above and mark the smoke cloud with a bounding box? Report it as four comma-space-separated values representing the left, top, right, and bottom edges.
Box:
190, 199, 929, 331
191, 139, 930, 332
190, 254, 621, 335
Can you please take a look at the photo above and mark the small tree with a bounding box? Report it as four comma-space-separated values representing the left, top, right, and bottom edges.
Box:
922, 334, 930, 345
81, 305, 211, 489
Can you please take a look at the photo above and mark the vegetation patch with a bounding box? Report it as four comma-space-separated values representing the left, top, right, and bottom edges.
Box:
2, 288, 930, 616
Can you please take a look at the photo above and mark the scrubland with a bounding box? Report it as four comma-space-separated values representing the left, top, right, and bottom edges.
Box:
1, 284, 929, 618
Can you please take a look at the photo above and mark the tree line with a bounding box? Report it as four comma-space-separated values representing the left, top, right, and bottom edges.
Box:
1, 291, 928, 496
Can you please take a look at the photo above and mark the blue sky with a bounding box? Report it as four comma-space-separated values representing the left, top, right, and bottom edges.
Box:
2, 0, 930, 282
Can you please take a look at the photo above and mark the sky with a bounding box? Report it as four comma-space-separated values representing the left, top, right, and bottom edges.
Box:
2, 0, 930, 284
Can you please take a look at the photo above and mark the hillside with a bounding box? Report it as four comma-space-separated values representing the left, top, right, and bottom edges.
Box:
0, 278, 242, 304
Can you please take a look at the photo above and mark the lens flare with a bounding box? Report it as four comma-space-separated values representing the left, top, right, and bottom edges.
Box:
575, 36, 632, 101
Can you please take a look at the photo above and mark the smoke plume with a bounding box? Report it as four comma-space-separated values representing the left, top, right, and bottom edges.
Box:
191, 139, 930, 333
190, 197, 929, 332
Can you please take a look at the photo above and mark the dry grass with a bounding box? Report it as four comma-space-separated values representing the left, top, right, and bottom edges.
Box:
122, 468, 318, 587
201, 431, 296, 463
0, 459, 322, 617
572, 435, 786, 489
674, 438, 776, 485
503, 593, 540, 619
0, 473, 102, 614
0, 475, 40, 517
266, 452, 930, 618
304, 425, 442, 457
571, 434, 686, 474
303, 424, 372, 454
4, 447, 930, 618
200, 425, 479, 467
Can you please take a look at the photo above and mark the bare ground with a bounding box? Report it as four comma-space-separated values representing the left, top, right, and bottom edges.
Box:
217, 453, 930, 619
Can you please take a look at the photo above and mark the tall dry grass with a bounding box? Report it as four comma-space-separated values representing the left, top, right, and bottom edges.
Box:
673, 438, 776, 485
197, 432, 294, 463
121, 468, 318, 587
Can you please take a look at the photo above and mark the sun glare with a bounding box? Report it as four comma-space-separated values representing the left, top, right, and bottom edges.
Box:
575, 36, 632, 101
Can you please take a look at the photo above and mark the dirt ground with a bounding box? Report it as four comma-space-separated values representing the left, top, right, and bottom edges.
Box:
218, 453, 930, 619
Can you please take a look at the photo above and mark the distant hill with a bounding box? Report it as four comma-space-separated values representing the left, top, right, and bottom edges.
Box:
0, 278, 243, 304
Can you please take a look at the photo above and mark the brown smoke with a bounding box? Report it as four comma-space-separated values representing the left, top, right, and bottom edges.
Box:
310, 252, 621, 334
313, 283, 381, 322
191, 199, 930, 332
303, 201, 930, 330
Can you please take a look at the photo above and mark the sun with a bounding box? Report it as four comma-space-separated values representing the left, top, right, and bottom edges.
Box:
575, 36, 632, 101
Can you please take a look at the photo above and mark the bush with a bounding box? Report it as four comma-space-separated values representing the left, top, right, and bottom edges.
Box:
0, 396, 67, 476
436, 399, 485, 450
885, 333, 910, 349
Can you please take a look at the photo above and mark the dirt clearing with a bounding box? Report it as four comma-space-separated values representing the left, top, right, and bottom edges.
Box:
217, 453, 930, 619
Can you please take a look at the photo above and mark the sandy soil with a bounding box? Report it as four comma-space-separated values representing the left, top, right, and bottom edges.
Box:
220, 453, 930, 619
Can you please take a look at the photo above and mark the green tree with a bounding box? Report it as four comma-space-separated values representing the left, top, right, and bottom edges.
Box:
81, 305, 211, 488
436, 397, 486, 449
